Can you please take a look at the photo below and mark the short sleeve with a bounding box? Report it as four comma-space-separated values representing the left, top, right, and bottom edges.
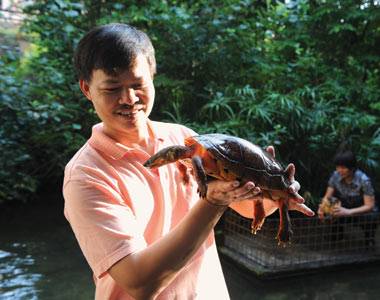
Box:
327, 171, 338, 188
361, 177, 375, 197
63, 178, 147, 278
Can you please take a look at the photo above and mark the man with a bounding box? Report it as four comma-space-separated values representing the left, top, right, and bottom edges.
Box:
318, 150, 376, 218
318, 150, 377, 246
63, 23, 314, 300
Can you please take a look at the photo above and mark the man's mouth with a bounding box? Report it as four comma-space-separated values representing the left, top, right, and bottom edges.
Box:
117, 111, 135, 116
116, 104, 144, 116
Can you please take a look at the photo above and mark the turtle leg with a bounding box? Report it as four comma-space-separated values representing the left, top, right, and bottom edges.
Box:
251, 195, 266, 234
276, 197, 293, 246
176, 161, 190, 184
191, 155, 208, 198
144, 145, 194, 168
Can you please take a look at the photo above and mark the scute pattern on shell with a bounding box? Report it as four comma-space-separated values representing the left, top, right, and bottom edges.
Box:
193, 134, 291, 190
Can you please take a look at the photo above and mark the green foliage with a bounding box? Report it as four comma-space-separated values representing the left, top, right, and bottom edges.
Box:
1, 0, 379, 204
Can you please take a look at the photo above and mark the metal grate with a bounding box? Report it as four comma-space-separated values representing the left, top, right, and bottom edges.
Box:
220, 209, 380, 277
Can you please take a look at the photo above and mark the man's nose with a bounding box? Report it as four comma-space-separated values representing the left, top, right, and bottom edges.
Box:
118, 88, 138, 105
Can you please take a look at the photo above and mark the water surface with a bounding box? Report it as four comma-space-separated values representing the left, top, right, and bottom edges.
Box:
1, 200, 380, 299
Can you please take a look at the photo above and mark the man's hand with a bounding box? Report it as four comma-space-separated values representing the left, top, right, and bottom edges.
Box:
317, 204, 325, 219
332, 206, 351, 217
206, 180, 261, 207
259, 162, 314, 217
263, 146, 314, 217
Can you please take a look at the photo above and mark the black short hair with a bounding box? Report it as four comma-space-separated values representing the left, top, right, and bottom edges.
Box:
333, 150, 357, 170
74, 23, 156, 82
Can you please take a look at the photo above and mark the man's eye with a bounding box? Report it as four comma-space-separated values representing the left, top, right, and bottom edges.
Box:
132, 84, 145, 90
104, 87, 121, 93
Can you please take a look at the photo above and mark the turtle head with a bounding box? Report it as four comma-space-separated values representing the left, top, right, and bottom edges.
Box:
144, 145, 193, 168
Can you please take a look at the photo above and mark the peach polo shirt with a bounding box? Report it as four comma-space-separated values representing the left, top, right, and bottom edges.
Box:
63, 121, 230, 300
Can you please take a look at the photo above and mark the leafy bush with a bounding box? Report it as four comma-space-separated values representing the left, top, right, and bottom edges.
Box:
1, 0, 379, 207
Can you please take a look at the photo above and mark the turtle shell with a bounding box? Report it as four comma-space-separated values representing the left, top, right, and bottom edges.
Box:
192, 134, 291, 191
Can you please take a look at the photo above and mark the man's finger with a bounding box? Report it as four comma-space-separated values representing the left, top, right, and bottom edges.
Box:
234, 185, 261, 200
288, 180, 301, 195
226, 180, 240, 191
289, 194, 305, 204
266, 145, 275, 158
289, 202, 315, 216
208, 180, 239, 193
285, 163, 295, 182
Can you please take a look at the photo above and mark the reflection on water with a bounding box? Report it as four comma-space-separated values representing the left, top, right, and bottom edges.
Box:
1, 200, 380, 300
0, 201, 94, 300
0, 246, 41, 300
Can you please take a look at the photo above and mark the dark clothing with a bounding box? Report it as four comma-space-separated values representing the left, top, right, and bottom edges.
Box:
327, 169, 378, 247
328, 169, 376, 210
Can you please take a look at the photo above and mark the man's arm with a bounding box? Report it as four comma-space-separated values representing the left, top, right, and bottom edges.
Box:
109, 155, 314, 299
322, 187, 335, 202
333, 194, 375, 217
108, 180, 256, 299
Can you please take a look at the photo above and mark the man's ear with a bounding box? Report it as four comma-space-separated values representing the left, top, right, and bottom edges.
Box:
79, 79, 92, 101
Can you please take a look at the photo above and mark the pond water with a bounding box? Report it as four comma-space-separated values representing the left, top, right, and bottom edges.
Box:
1, 199, 380, 300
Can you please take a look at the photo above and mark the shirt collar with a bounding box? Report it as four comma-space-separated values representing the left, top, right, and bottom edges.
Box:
338, 169, 359, 184
88, 121, 164, 160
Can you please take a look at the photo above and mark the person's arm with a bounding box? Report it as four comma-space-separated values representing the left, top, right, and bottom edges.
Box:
108, 180, 257, 299
322, 187, 335, 202
333, 194, 375, 217
109, 149, 314, 299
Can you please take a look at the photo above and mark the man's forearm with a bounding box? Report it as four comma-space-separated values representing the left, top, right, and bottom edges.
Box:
109, 197, 227, 299
348, 204, 374, 216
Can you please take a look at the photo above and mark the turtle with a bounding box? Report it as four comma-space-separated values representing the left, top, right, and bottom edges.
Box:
320, 196, 341, 219
143, 133, 295, 245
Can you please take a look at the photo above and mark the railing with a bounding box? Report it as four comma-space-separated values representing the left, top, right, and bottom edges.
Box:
220, 209, 380, 277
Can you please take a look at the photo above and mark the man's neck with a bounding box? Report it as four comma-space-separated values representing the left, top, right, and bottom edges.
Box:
103, 122, 155, 154
343, 171, 354, 184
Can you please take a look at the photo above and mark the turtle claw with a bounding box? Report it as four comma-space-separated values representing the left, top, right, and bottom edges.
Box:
251, 227, 260, 235
277, 239, 292, 248
251, 218, 265, 234
192, 156, 208, 198
197, 186, 207, 198
276, 228, 293, 247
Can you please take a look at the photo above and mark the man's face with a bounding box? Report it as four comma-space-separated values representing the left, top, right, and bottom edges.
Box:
336, 165, 353, 179
80, 54, 155, 137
